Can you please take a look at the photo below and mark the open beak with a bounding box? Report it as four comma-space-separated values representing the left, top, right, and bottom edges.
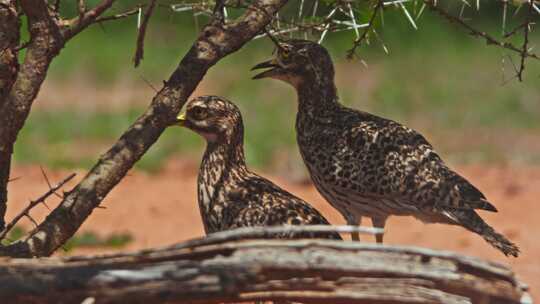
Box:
251, 58, 283, 80
175, 112, 187, 126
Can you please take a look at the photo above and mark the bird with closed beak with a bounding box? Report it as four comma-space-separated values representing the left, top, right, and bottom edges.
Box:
174, 95, 341, 240
252, 39, 519, 257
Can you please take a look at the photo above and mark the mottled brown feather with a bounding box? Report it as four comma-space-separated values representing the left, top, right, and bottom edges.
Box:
254, 40, 518, 256
181, 95, 341, 240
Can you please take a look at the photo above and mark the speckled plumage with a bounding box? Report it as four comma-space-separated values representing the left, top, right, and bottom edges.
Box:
178, 95, 341, 240
252, 40, 519, 257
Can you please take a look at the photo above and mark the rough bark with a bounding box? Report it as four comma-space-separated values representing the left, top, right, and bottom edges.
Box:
0, 0, 288, 258
0, 0, 20, 231
0, 235, 529, 304
0, 0, 120, 233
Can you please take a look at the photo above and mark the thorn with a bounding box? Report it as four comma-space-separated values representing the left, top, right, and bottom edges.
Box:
52, 191, 63, 199
7, 176, 21, 183
137, 6, 142, 29
40, 166, 53, 189
25, 213, 39, 228
41, 200, 51, 211
140, 76, 158, 93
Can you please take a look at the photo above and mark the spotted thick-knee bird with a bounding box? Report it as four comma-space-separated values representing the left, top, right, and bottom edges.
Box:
252, 39, 519, 257
174, 95, 341, 240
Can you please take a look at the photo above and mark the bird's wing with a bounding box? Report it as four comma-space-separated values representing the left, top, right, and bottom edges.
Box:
341, 110, 497, 212
227, 177, 342, 239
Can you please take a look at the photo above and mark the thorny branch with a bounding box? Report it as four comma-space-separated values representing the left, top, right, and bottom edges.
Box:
62, 0, 116, 40
0, 0, 289, 258
425, 0, 539, 61
518, 0, 534, 81
0, 173, 75, 241
347, 0, 384, 59
94, 7, 140, 23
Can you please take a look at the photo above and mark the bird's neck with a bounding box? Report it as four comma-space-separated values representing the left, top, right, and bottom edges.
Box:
296, 75, 339, 117
197, 135, 248, 230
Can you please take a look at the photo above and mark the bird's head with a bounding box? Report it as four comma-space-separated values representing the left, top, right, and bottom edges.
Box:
251, 39, 335, 89
175, 95, 243, 144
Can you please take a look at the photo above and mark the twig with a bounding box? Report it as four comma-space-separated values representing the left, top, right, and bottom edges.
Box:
213, 0, 226, 22
426, 0, 539, 61
62, 0, 116, 41
14, 40, 30, 52
134, 0, 157, 68
262, 26, 286, 52
95, 7, 140, 23
347, 0, 384, 58
139, 75, 158, 93
504, 22, 527, 38
7, 176, 21, 183
39, 166, 59, 202
518, 0, 534, 81
0, 173, 76, 241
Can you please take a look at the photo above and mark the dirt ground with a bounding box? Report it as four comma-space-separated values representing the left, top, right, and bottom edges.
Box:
6, 161, 540, 300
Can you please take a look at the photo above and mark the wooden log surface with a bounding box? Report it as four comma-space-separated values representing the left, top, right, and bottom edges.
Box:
0, 226, 531, 304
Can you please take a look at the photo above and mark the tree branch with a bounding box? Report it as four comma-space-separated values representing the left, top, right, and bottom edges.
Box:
0, 0, 62, 232
0, 237, 529, 303
517, 0, 534, 81
0, 173, 75, 241
347, 0, 384, 59
62, 0, 116, 41
0, 0, 20, 231
0, 0, 289, 258
94, 7, 140, 23
133, 0, 157, 67
426, 0, 539, 61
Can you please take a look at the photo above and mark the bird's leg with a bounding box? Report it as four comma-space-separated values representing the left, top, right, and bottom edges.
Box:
347, 216, 361, 241
371, 216, 387, 244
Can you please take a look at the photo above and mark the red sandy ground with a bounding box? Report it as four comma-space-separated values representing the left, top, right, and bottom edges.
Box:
6, 161, 540, 300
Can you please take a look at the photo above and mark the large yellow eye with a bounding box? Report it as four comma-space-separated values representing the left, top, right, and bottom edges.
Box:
190, 106, 208, 120
281, 49, 290, 59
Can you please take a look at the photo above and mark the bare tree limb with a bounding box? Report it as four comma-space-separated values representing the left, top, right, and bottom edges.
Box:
0, 173, 75, 241
0, 237, 529, 303
133, 0, 157, 67
0, 0, 62, 232
62, 0, 115, 41
0, 0, 289, 258
425, 0, 539, 61
0, 0, 131, 237
0, 0, 19, 231
347, 0, 384, 59
95, 7, 140, 23
518, 0, 534, 81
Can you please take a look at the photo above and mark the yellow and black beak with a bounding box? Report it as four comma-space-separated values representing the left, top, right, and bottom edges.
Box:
175, 112, 187, 126
251, 58, 283, 80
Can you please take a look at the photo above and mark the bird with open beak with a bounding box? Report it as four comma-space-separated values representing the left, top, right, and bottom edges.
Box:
251, 39, 519, 257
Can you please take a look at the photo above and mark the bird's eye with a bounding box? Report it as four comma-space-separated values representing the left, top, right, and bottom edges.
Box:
281, 49, 290, 59
191, 106, 208, 120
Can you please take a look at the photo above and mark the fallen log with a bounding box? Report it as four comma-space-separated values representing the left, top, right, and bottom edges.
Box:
0, 227, 531, 304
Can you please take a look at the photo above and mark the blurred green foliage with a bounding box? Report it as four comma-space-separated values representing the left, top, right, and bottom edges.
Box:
63, 231, 134, 252
12, 2, 540, 171
0, 226, 26, 246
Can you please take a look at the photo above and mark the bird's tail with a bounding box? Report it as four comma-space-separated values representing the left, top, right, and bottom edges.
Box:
447, 209, 520, 257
